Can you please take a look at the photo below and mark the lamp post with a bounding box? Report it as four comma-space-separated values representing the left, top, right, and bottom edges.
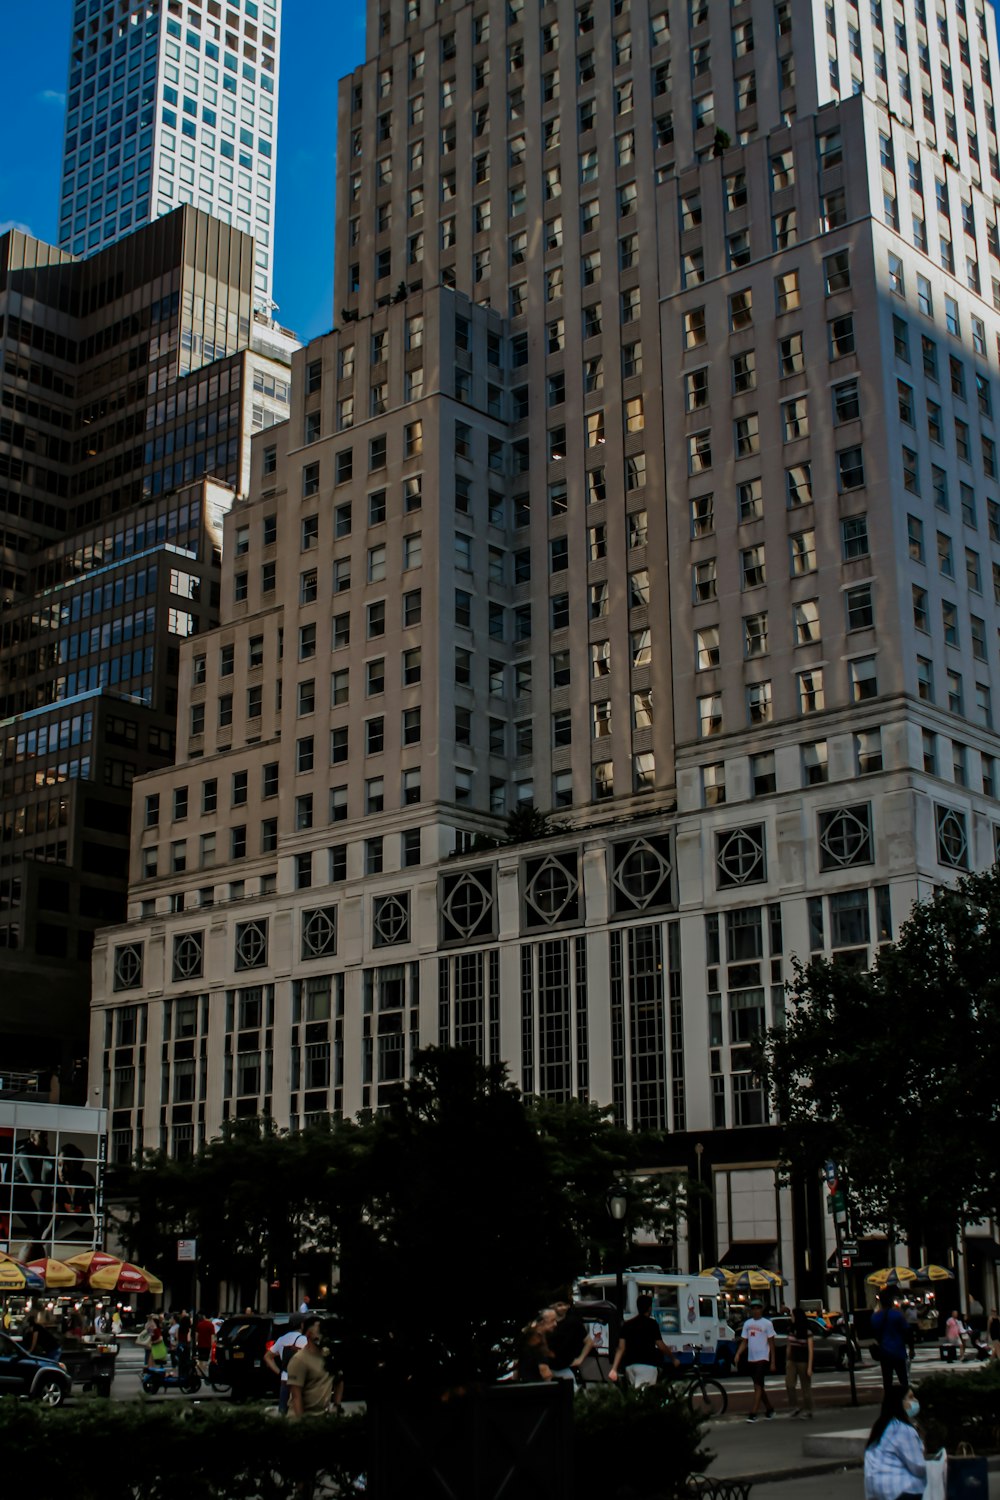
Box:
694, 1142, 705, 1272
608, 1185, 628, 1315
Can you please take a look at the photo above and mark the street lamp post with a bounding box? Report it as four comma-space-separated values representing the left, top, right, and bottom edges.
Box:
694, 1143, 705, 1272
608, 1186, 628, 1315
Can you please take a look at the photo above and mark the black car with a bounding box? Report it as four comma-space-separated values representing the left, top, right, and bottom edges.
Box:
208, 1313, 298, 1400
0, 1331, 73, 1406
209, 1312, 372, 1402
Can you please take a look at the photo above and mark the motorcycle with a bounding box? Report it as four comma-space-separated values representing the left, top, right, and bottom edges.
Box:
140, 1360, 203, 1396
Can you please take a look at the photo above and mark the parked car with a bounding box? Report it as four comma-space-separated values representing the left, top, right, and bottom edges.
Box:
0, 1331, 73, 1406
208, 1313, 297, 1400
765, 1315, 861, 1372
208, 1311, 373, 1402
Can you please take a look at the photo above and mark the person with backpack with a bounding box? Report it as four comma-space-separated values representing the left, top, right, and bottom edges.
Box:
264, 1316, 307, 1413
872, 1290, 910, 1394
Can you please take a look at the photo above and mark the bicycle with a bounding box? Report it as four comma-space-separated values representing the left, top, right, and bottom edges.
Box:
659, 1367, 728, 1419
577, 1354, 728, 1418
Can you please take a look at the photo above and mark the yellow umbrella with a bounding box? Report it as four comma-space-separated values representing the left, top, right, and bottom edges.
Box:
728, 1268, 785, 1291
865, 1266, 918, 1287
0, 1252, 45, 1291
915, 1264, 953, 1282
25, 1258, 81, 1289
702, 1266, 736, 1285
65, 1251, 163, 1295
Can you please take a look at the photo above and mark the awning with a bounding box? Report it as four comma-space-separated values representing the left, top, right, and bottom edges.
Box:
827, 1238, 890, 1273
720, 1242, 777, 1272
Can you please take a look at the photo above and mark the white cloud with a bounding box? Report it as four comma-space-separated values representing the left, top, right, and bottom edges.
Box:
0, 221, 34, 238
38, 89, 66, 106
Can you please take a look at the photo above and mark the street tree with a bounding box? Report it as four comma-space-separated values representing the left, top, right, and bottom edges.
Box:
113, 1048, 690, 1381
764, 867, 1000, 1250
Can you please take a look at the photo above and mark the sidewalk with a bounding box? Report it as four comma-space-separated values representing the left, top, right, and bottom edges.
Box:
703, 1374, 1000, 1493
704, 1407, 870, 1487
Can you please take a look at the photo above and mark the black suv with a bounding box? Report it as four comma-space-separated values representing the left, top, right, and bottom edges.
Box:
208, 1313, 372, 1402
0, 1332, 73, 1406
208, 1314, 299, 1400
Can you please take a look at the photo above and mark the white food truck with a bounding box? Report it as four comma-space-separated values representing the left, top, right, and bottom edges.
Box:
575, 1269, 737, 1369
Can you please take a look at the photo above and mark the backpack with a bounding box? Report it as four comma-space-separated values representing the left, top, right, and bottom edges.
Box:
281, 1334, 306, 1372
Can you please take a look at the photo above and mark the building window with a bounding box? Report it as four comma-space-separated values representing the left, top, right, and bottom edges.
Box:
716, 826, 766, 888
818, 805, 873, 871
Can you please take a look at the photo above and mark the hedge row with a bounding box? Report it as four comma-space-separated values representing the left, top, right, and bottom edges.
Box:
0, 1385, 706, 1500
0, 1402, 367, 1500
917, 1361, 1000, 1454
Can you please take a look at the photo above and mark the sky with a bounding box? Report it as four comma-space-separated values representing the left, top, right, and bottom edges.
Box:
0, 0, 368, 342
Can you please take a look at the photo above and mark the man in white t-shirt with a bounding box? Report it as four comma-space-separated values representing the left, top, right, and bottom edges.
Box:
264, 1319, 307, 1414
735, 1298, 777, 1422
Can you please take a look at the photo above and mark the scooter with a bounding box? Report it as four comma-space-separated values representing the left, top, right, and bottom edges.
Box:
140, 1360, 202, 1395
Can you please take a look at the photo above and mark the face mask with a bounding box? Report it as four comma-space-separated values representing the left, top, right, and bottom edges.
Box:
905, 1399, 920, 1419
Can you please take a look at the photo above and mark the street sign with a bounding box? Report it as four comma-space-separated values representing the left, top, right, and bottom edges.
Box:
842, 1242, 859, 1257
826, 1190, 846, 1216
841, 1256, 853, 1269
824, 1160, 838, 1184
177, 1238, 197, 1262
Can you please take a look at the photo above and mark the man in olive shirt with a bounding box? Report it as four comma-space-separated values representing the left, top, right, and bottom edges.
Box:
286, 1317, 334, 1418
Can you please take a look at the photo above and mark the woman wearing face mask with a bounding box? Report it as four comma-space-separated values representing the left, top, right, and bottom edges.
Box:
863, 1388, 926, 1500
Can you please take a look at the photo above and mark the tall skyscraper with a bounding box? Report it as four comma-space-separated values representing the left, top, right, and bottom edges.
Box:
58, 0, 281, 310
0, 207, 293, 1076
91, 0, 1000, 1304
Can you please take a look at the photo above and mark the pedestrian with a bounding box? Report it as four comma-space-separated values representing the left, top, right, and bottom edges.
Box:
608, 1293, 678, 1389
548, 1297, 596, 1383
944, 1308, 966, 1360
137, 1312, 163, 1369
265, 1316, 307, 1414
166, 1310, 181, 1366
286, 1316, 336, 1419
785, 1306, 814, 1419
516, 1309, 556, 1382
111, 1307, 123, 1338
902, 1302, 918, 1360
863, 1388, 926, 1500
64, 1304, 85, 1342
988, 1307, 1000, 1359
195, 1310, 215, 1371
298, 1293, 311, 1315
734, 1297, 776, 1422
26, 1309, 61, 1362
176, 1308, 192, 1376
871, 1289, 909, 1394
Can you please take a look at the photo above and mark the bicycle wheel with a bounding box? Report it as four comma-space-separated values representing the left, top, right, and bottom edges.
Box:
687, 1377, 728, 1419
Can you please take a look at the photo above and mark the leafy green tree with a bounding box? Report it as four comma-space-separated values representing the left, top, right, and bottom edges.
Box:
528, 1097, 699, 1272
334, 1048, 581, 1386
504, 805, 567, 843
114, 1048, 691, 1381
115, 1117, 357, 1308
764, 867, 1000, 1249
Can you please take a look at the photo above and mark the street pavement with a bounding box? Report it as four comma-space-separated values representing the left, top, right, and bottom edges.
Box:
702, 1345, 1000, 1493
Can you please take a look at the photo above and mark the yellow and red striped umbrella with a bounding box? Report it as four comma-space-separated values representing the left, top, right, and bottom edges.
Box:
24, 1258, 81, 1289
65, 1251, 163, 1295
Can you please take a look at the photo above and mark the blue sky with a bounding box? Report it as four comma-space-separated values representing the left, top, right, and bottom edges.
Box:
0, 0, 368, 342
